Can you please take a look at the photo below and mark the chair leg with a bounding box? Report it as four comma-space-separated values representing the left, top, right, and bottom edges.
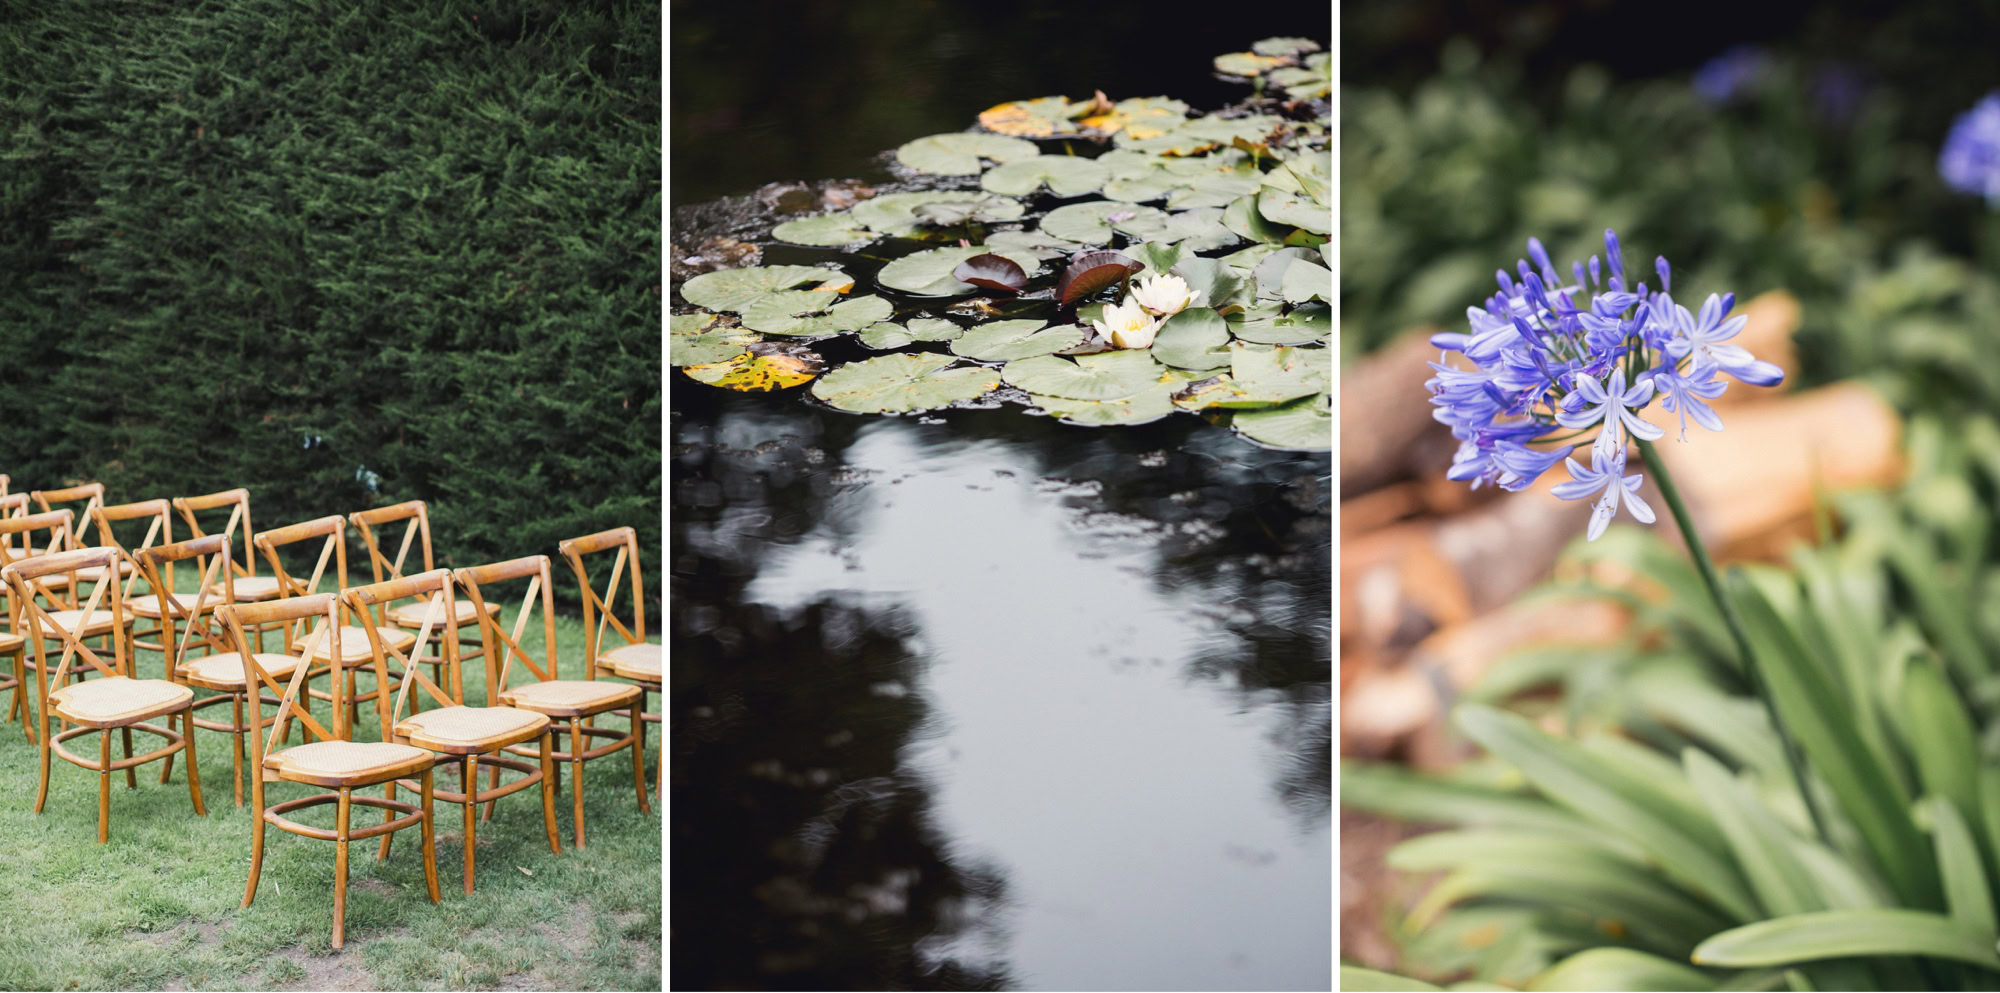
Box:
34, 710, 51, 812
540, 732, 561, 855
570, 719, 587, 849
379, 780, 398, 861
122, 725, 136, 789
631, 702, 649, 813
98, 730, 111, 844
159, 712, 177, 784
183, 705, 205, 816
231, 695, 245, 808
244, 777, 266, 907
333, 788, 351, 949
420, 766, 441, 903
482, 761, 499, 823
461, 755, 479, 894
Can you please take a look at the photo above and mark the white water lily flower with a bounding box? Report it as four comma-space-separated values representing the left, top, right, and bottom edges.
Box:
1090, 299, 1162, 349
1128, 273, 1203, 317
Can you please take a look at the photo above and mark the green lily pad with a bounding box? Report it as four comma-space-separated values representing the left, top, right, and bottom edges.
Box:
1253, 37, 1322, 57
1219, 242, 1283, 271
1213, 52, 1290, 78
1029, 373, 1184, 426
680, 265, 852, 313
1268, 53, 1331, 100
670, 318, 758, 367
1233, 391, 1332, 451
1041, 202, 1166, 245
858, 318, 964, 350
896, 133, 1040, 176
770, 212, 876, 247
877, 246, 1043, 297
983, 228, 1086, 261
740, 291, 894, 336
1280, 152, 1331, 205
1229, 302, 1331, 344
811, 353, 1001, 413
671, 311, 721, 334
1078, 96, 1190, 140
1252, 247, 1322, 299
978, 96, 1091, 136
1118, 115, 1281, 155
850, 192, 1025, 236
1229, 341, 1330, 402
1165, 172, 1263, 210
1130, 241, 1185, 275
1223, 193, 1294, 244
951, 319, 1089, 362
1117, 207, 1240, 251
1170, 257, 1250, 310
1280, 258, 1332, 303
979, 155, 1111, 196
1148, 308, 1232, 371
1258, 188, 1329, 235
1002, 349, 1167, 400
683, 342, 825, 392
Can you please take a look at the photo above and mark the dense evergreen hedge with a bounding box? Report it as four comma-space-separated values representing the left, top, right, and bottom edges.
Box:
0, 0, 660, 607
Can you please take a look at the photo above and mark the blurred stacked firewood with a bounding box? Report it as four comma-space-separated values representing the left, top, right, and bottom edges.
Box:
1340, 291, 1905, 764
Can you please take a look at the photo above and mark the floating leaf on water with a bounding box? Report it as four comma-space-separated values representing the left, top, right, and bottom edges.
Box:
1171, 374, 1250, 410
1148, 307, 1233, 370
979, 155, 1111, 197
680, 265, 852, 313
1029, 373, 1184, 426
1258, 186, 1330, 235
850, 192, 1025, 236
984, 227, 1086, 261
1130, 241, 1184, 275
1117, 115, 1282, 155
856, 317, 965, 350
1170, 257, 1250, 311
811, 353, 1001, 413
977, 96, 1088, 137
952, 253, 1029, 294
1165, 172, 1263, 210
682, 341, 825, 392
1268, 53, 1331, 100
1219, 242, 1283, 272
1213, 52, 1290, 77
1117, 206, 1240, 251
1003, 349, 1168, 401
1279, 258, 1332, 303
770, 212, 875, 247
895, 133, 1041, 176
950, 319, 1089, 362
670, 321, 758, 367
1055, 250, 1146, 307
1229, 302, 1331, 344
740, 291, 894, 336
1280, 151, 1331, 205
913, 195, 1022, 227
1252, 37, 1322, 57
1223, 192, 1294, 244
670, 311, 721, 334
1078, 96, 1190, 140
1252, 247, 1322, 300
1229, 341, 1330, 402
1233, 391, 1332, 451
877, 245, 1043, 297
1041, 202, 1165, 245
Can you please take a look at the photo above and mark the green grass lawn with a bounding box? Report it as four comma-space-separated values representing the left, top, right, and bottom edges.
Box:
0, 568, 662, 991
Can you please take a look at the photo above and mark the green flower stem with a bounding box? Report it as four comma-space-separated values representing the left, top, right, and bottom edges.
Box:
1635, 437, 1834, 847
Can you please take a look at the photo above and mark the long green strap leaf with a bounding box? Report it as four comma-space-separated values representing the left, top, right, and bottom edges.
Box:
1526, 947, 1715, 992
1683, 748, 1823, 918
1925, 795, 1998, 935
1900, 659, 1982, 834
1694, 910, 2000, 969
1340, 965, 1443, 991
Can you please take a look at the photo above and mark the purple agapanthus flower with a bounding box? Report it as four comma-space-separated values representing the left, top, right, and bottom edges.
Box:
1693, 46, 1768, 105
1940, 92, 2000, 204
1424, 229, 1785, 540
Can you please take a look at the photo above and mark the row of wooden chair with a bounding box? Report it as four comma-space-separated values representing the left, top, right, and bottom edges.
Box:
0, 479, 660, 949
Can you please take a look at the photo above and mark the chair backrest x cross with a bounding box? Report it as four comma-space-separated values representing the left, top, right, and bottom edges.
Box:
348, 501, 435, 630
345, 570, 460, 718
254, 516, 352, 642
30, 484, 106, 547
454, 556, 562, 706
135, 535, 237, 674
172, 488, 263, 589
217, 594, 353, 758
0, 510, 78, 609
88, 498, 173, 595
2, 546, 130, 695
557, 527, 649, 674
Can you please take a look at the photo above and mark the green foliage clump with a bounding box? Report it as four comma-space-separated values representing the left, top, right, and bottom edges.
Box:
0, 0, 661, 596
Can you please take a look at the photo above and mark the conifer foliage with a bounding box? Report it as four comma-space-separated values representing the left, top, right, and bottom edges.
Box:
0, 0, 661, 596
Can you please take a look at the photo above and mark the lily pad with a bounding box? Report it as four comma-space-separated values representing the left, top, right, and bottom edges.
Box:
1229, 302, 1331, 344
877, 246, 1043, 297
1148, 308, 1232, 370
1077, 97, 1189, 140
1055, 250, 1146, 307
741, 291, 893, 337
1213, 52, 1290, 77
851, 192, 1024, 236
1170, 257, 1250, 311
1279, 258, 1332, 303
770, 212, 876, 247
1229, 341, 1330, 403
681, 265, 852, 313
1165, 172, 1263, 210
978, 96, 1090, 137
1268, 53, 1331, 100
857, 318, 965, 350
1252, 37, 1322, 57
896, 132, 1040, 176
1233, 391, 1332, 451
950, 319, 1089, 362
1118, 115, 1281, 156
1041, 202, 1165, 245
682, 342, 825, 392
1130, 241, 1184, 275
979, 155, 1111, 197
811, 353, 1001, 413
952, 253, 1028, 294
984, 227, 1086, 261
670, 317, 758, 367
1030, 374, 1183, 426
1002, 349, 1166, 400
1117, 206, 1240, 251
1252, 247, 1322, 299
1223, 192, 1294, 244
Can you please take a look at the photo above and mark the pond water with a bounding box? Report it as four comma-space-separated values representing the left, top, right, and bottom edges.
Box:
670, 386, 1331, 990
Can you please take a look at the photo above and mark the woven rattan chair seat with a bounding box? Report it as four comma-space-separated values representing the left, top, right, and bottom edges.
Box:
300, 625, 415, 664
264, 740, 435, 784
56, 561, 136, 583
41, 608, 124, 637
209, 575, 282, 601
597, 641, 661, 681
387, 599, 499, 628
394, 705, 548, 752
51, 676, 192, 725
0, 631, 22, 652
500, 679, 643, 717
183, 651, 302, 687
128, 592, 214, 619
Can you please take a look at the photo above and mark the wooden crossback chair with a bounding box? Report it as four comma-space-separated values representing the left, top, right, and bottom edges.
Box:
255, 516, 414, 733
0, 509, 133, 741
222, 594, 441, 949
558, 527, 660, 791
29, 484, 122, 579
457, 555, 648, 849
349, 501, 502, 713
346, 570, 560, 893
2, 546, 204, 843
174, 488, 279, 652
137, 534, 295, 808
87, 499, 178, 664
1, 494, 25, 734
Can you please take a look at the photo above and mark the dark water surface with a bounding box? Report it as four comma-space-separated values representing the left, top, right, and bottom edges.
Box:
670, 385, 1331, 990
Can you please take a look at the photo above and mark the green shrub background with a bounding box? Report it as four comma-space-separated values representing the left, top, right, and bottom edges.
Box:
0, 0, 661, 606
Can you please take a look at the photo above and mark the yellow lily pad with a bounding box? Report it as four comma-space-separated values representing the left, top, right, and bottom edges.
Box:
1078, 97, 1189, 140
1213, 52, 1289, 77
978, 96, 1092, 137
682, 342, 824, 392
